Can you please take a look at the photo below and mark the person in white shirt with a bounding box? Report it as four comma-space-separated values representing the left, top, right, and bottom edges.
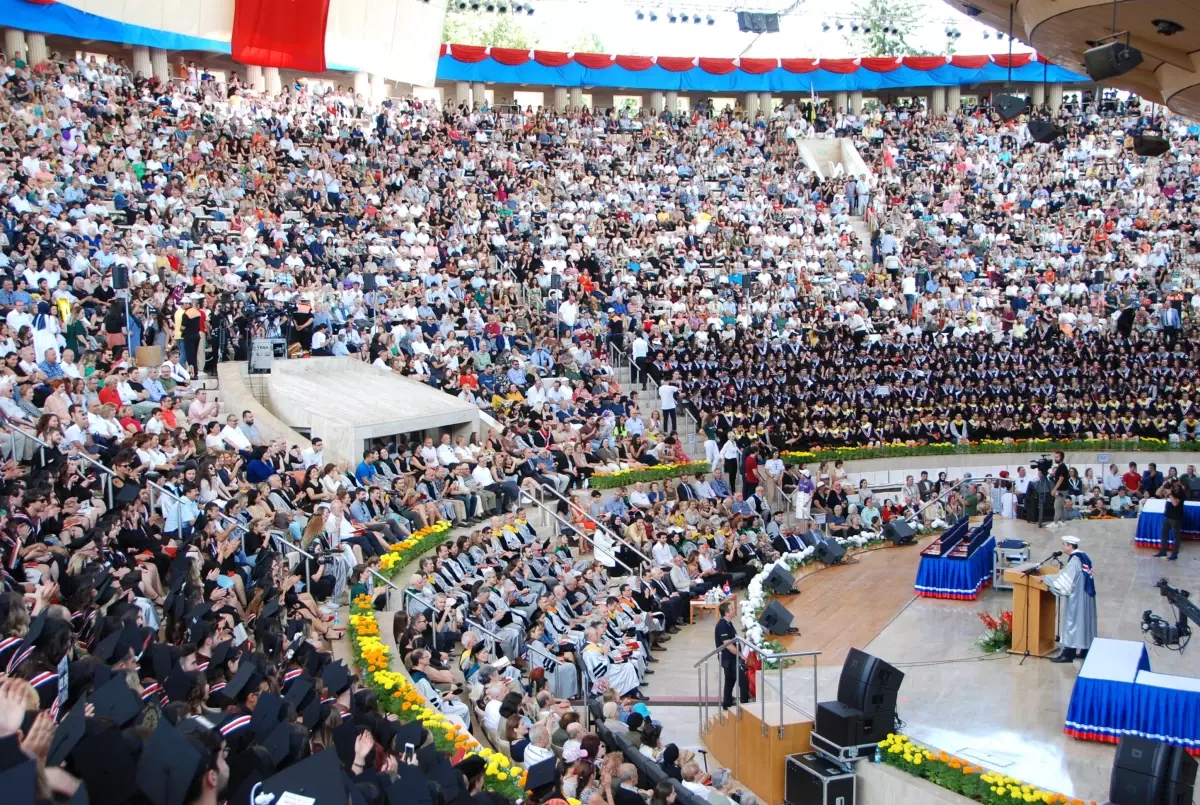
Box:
418, 436, 440, 468
220, 414, 252, 454
522, 723, 555, 768
761, 452, 786, 509
435, 434, 458, 467
658, 382, 679, 433
1102, 463, 1123, 495
651, 532, 676, 567
302, 439, 325, 468
682, 763, 711, 801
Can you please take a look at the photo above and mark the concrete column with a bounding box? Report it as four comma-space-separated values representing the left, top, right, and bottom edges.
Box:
370, 73, 387, 103
552, 87, 568, 110
453, 81, 470, 106
569, 87, 583, 109
946, 85, 961, 114
649, 90, 665, 114
930, 87, 947, 116
353, 71, 370, 101
591, 89, 614, 111
150, 48, 170, 83
758, 92, 772, 116
744, 92, 759, 118
26, 32, 47, 66
471, 82, 486, 107
834, 91, 848, 113
849, 90, 863, 115
665, 90, 679, 112
1030, 83, 1046, 109
4, 30, 26, 63
1047, 83, 1063, 114
132, 46, 153, 79
265, 67, 282, 96
245, 65, 265, 93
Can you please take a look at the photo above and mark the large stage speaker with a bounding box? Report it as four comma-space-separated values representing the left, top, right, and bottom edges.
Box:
813, 538, 846, 565
1084, 41, 1143, 81
112, 264, 129, 290
837, 648, 905, 715
1027, 119, 1061, 144
883, 520, 916, 546
762, 564, 796, 595
993, 94, 1026, 122
1109, 736, 1172, 805
1166, 744, 1198, 805
757, 599, 794, 635
736, 11, 779, 32
815, 701, 894, 748
1134, 134, 1171, 157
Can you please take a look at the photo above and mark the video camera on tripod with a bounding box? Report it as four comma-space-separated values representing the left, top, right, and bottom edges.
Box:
1030, 455, 1053, 474
1142, 578, 1199, 651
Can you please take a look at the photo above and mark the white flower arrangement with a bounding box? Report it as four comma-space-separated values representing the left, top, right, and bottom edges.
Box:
739, 530, 889, 651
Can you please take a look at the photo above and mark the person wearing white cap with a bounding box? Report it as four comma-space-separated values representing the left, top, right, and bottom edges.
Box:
1043, 535, 1098, 663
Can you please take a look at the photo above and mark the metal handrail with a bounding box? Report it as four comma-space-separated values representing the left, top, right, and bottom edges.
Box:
517, 488, 635, 575
693, 632, 822, 739
535, 483, 652, 565
464, 617, 569, 670
609, 341, 702, 435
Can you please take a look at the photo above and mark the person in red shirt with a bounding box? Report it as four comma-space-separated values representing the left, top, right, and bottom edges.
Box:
97, 376, 123, 409
1122, 462, 1142, 495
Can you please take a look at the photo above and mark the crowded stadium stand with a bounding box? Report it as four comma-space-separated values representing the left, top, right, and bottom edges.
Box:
1, 3, 1199, 805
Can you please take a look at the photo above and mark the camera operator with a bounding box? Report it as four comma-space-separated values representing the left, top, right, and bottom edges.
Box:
1049, 451, 1070, 530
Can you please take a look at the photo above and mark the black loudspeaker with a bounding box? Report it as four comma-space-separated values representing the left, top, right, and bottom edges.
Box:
111, 264, 129, 290
362, 273, 377, 292
757, 599, 794, 635
762, 564, 796, 595
736, 11, 779, 32
813, 539, 846, 565
815, 701, 894, 747
1027, 119, 1060, 144
1166, 745, 1198, 805
1134, 134, 1171, 157
993, 94, 1026, 122
1109, 736, 1172, 805
883, 520, 916, 546
1084, 41, 1144, 81
837, 648, 905, 715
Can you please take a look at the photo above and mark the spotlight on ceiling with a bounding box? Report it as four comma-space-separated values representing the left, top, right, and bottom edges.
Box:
649, 10, 657, 20
469, 0, 480, 8
706, 14, 714, 24
667, 9, 677, 22
863, 25, 871, 32
962, 4, 982, 17
836, 21, 843, 30
1083, 40, 1143, 80
822, 22, 830, 31
485, 1, 495, 10
496, 2, 507, 11
512, 2, 523, 10
693, 13, 702, 23
851, 23, 859, 31
457, 0, 468, 8
526, 4, 534, 14
635, 8, 644, 19
982, 31, 989, 39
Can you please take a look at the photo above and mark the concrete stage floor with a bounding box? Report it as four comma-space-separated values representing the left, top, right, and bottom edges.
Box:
642, 516, 1200, 803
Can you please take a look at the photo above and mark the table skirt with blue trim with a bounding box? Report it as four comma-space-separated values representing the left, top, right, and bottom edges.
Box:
914, 536, 995, 600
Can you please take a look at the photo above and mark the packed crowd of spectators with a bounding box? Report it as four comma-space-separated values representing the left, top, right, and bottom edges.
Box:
0, 41, 1196, 805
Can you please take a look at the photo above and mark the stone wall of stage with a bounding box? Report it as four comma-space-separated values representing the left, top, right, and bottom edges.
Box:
856, 761, 977, 805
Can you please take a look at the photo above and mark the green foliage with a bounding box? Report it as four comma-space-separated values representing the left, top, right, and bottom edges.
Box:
840, 0, 931, 56
441, 12, 537, 48
588, 461, 711, 489
569, 32, 605, 54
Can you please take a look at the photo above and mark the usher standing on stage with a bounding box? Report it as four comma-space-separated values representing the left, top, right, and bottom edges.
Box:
716, 601, 742, 708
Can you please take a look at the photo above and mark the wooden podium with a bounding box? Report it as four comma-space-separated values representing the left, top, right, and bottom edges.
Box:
1003, 563, 1058, 657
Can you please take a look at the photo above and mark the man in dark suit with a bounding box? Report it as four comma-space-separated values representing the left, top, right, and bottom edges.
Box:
715, 600, 743, 708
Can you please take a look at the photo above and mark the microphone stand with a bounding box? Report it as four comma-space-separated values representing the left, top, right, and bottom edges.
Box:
1019, 552, 1062, 666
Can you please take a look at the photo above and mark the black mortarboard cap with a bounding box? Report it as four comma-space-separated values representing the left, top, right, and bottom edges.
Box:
137, 721, 203, 805
525, 757, 559, 793
332, 720, 360, 769
392, 721, 422, 754
169, 554, 193, 593
210, 640, 237, 667
251, 692, 287, 737
146, 643, 175, 684
320, 661, 352, 697
300, 695, 323, 730
222, 661, 258, 703
164, 591, 186, 620
425, 758, 463, 804
261, 721, 293, 767
454, 755, 486, 780
0, 758, 37, 805
90, 675, 140, 728
71, 725, 139, 805
187, 601, 214, 625
115, 482, 141, 504
389, 765, 433, 805
49, 704, 87, 766
165, 667, 198, 705
259, 749, 348, 805
93, 631, 126, 664
226, 746, 274, 805
261, 597, 282, 620
417, 741, 440, 773
284, 677, 314, 709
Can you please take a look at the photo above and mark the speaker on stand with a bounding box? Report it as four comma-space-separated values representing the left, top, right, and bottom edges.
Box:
757, 599, 795, 635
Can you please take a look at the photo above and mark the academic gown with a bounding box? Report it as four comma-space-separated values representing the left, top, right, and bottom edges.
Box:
1044, 551, 1098, 651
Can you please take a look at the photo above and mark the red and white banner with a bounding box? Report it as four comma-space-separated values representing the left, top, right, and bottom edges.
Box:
232, 0, 331, 72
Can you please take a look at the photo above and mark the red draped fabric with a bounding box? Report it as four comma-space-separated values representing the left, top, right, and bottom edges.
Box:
534, 50, 571, 68
656, 56, 697, 72
231, 0, 330, 72
575, 53, 615, 69
860, 57, 902, 72
992, 53, 1033, 68
615, 55, 654, 71
780, 58, 819, 73
699, 58, 737, 75
22, 0, 58, 4
903, 56, 951, 71
819, 59, 860, 74
738, 58, 779, 74
447, 45, 489, 63
950, 55, 990, 69
490, 47, 532, 66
